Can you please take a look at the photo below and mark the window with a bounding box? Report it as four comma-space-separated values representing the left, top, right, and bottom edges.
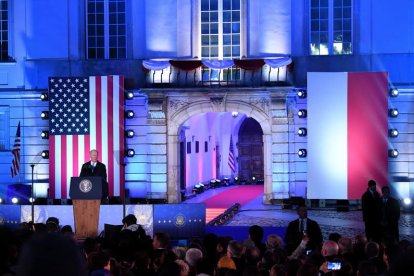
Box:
86, 0, 126, 59
201, 0, 241, 80
0, 106, 10, 151
0, 0, 10, 62
310, 0, 352, 55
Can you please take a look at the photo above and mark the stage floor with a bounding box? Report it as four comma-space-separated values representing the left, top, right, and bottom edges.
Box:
184, 185, 414, 242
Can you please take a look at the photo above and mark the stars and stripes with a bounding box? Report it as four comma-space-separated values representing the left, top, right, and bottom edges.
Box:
10, 122, 21, 177
228, 135, 236, 174
49, 78, 90, 135
48, 76, 125, 199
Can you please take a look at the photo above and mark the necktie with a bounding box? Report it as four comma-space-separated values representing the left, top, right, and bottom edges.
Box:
299, 219, 304, 233
91, 163, 95, 173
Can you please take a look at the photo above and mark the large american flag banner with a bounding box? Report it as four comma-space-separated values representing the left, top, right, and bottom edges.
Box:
48, 76, 125, 199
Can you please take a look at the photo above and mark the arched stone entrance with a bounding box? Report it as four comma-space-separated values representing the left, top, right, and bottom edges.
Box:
142, 88, 291, 203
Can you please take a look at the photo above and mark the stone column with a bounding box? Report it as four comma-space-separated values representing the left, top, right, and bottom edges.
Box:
263, 133, 273, 204
167, 133, 180, 203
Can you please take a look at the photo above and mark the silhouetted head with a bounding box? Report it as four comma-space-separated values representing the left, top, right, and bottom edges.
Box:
17, 233, 86, 276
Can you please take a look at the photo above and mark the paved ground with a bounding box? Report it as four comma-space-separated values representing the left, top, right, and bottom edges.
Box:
186, 186, 414, 242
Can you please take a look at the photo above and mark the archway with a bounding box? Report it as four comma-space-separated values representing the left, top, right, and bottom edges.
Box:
238, 118, 264, 184
165, 92, 273, 203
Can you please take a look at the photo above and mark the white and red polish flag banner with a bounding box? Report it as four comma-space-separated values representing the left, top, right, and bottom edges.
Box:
48, 76, 125, 199
307, 72, 388, 199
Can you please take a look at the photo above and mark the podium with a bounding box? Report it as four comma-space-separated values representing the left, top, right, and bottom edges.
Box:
70, 176, 103, 239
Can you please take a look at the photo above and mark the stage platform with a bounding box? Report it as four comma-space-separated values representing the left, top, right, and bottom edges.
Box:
1, 185, 413, 243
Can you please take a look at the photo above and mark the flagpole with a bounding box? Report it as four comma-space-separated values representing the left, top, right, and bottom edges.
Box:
30, 164, 35, 223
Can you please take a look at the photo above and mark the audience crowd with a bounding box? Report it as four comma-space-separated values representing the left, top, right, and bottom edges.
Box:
0, 213, 413, 276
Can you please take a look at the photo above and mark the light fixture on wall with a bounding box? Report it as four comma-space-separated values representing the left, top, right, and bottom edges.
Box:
388, 149, 398, 158
41, 150, 49, 159
298, 128, 307, 136
297, 89, 307, 98
388, 129, 399, 138
126, 149, 135, 157
298, 109, 307, 118
298, 149, 307, 158
41, 131, 49, 139
11, 197, 19, 204
125, 110, 135, 118
388, 109, 399, 117
40, 93, 48, 101
125, 130, 135, 138
389, 88, 399, 97
125, 91, 134, 100
41, 111, 49, 119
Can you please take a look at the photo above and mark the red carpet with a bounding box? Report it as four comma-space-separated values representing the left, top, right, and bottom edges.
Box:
203, 185, 263, 208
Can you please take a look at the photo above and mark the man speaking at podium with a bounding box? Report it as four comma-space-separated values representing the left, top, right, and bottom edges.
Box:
80, 149, 108, 199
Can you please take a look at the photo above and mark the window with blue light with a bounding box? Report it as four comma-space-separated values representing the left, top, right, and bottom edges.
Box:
201, 0, 241, 81
87, 0, 126, 59
310, 0, 352, 55
0, 0, 10, 62
0, 106, 10, 151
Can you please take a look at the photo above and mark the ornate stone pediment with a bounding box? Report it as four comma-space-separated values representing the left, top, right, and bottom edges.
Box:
170, 99, 189, 112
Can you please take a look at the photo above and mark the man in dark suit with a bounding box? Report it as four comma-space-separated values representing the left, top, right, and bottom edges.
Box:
80, 149, 108, 199
380, 186, 400, 246
284, 205, 323, 254
361, 179, 382, 242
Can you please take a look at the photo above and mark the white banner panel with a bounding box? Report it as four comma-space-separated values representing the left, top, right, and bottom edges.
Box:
307, 72, 348, 199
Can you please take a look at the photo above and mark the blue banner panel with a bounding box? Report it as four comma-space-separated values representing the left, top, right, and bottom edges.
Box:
0, 205, 21, 229
153, 204, 206, 239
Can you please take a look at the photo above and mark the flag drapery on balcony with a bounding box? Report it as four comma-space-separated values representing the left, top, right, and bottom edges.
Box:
48, 76, 125, 199
142, 57, 292, 71
10, 121, 21, 177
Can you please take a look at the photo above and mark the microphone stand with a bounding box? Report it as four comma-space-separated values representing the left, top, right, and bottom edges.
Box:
121, 163, 126, 218
29, 152, 42, 223
30, 164, 35, 223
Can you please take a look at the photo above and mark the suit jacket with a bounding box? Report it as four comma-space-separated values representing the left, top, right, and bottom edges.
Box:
381, 196, 400, 225
284, 218, 323, 254
80, 161, 108, 198
362, 189, 381, 223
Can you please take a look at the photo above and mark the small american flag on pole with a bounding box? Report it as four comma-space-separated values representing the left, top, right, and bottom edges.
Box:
48, 76, 125, 199
228, 135, 236, 174
10, 121, 21, 177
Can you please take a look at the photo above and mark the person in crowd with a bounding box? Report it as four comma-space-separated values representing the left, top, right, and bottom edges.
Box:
16, 232, 86, 276
45, 217, 60, 232
246, 225, 266, 256
284, 205, 323, 254
185, 248, 203, 274
152, 232, 171, 251
321, 240, 340, 261
364, 241, 387, 274
265, 234, 284, 253
80, 149, 108, 199
338, 237, 357, 271
380, 185, 400, 246
361, 179, 382, 242
227, 240, 245, 274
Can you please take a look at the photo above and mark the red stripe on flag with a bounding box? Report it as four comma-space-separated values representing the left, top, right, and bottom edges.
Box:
84, 136, 90, 164
119, 76, 125, 198
49, 136, 56, 198
73, 135, 79, 178
95, 77, 102, 165
107, 76, 114, 196
347, 72, 388, 198
61, 136, 67, 198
